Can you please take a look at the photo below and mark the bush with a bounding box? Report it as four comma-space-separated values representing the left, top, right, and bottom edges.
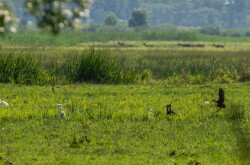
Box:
104, 12, 118, 26
128, 9, 148, 28
199, 25, 220, 35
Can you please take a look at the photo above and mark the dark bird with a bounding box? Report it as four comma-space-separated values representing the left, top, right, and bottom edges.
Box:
213, 88, 226, 108
166, 104, 178, 115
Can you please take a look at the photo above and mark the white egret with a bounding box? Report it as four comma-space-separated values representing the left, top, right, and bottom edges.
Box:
55, 104, 65, 118
0, 99, 9, 107
59, 106, 65, 118
148, 109, 153, 120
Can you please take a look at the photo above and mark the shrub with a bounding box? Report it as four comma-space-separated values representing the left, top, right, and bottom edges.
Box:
104, 12, 118, 26
199, 25, 220, 35
128, 9, 148, 28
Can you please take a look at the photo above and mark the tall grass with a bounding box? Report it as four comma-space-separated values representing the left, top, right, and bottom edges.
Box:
0, 49, 143, 85
0, 52, 49, 85
129, 50, 250, 83
0, 47, 249, 85
62, 49, 141, 84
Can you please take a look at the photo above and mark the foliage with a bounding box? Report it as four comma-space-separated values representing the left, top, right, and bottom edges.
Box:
104, 12, 117, 26
90, 0, 250, 28
1, 43, 250, 85
64, 49, 141, 84
199, 25, 220, 35
128, 9, 148, 27
238, 68, 250, 82
0, 49, 144, 85
0, 1, 16, 33
0, 53, 48, 85
25, 0, 91, 34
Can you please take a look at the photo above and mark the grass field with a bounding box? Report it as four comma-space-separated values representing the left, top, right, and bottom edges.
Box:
0, 82, 249, 164
2, 31, 250, 47
0, 40, 250, 164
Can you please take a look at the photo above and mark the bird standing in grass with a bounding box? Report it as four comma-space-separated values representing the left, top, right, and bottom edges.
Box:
166, 104, 178, 115
212, 88, 226, 108
59, 106, 65, 118
0, 99, 9, 107
55, 104, 65, 118
148, 109, 153, 120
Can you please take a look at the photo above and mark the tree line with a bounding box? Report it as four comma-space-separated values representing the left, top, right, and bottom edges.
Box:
91, 0, 250, 28
1, 0, 250, 35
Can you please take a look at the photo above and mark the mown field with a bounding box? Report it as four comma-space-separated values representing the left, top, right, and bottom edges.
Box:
0, 41, 250, 164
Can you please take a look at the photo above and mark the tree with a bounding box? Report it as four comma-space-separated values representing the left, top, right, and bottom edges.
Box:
0, 1, 16, 33
128, 9, 148, 27
25, 0, 92, 34
104, 12, 117, 26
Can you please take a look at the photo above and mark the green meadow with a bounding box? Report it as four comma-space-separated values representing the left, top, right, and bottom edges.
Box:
0, 41, 250, 164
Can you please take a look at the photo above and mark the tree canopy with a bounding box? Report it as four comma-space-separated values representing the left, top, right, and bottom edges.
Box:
25, 0, 91, 34
2, 0, 250, 34
128, 9, 148, 27
104, 12, 117, 26
0, 1, 16, 33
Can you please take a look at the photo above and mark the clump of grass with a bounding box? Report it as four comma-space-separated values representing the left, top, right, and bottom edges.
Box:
70, 134, 80, 148
0, 49, 145, 85
238, 68, 250, 82
64, 49, 142, 84
227, 102, 246, 121
0, 53, 49, 85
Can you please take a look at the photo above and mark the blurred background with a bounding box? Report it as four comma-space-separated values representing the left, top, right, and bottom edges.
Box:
0, 0, 250, 38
